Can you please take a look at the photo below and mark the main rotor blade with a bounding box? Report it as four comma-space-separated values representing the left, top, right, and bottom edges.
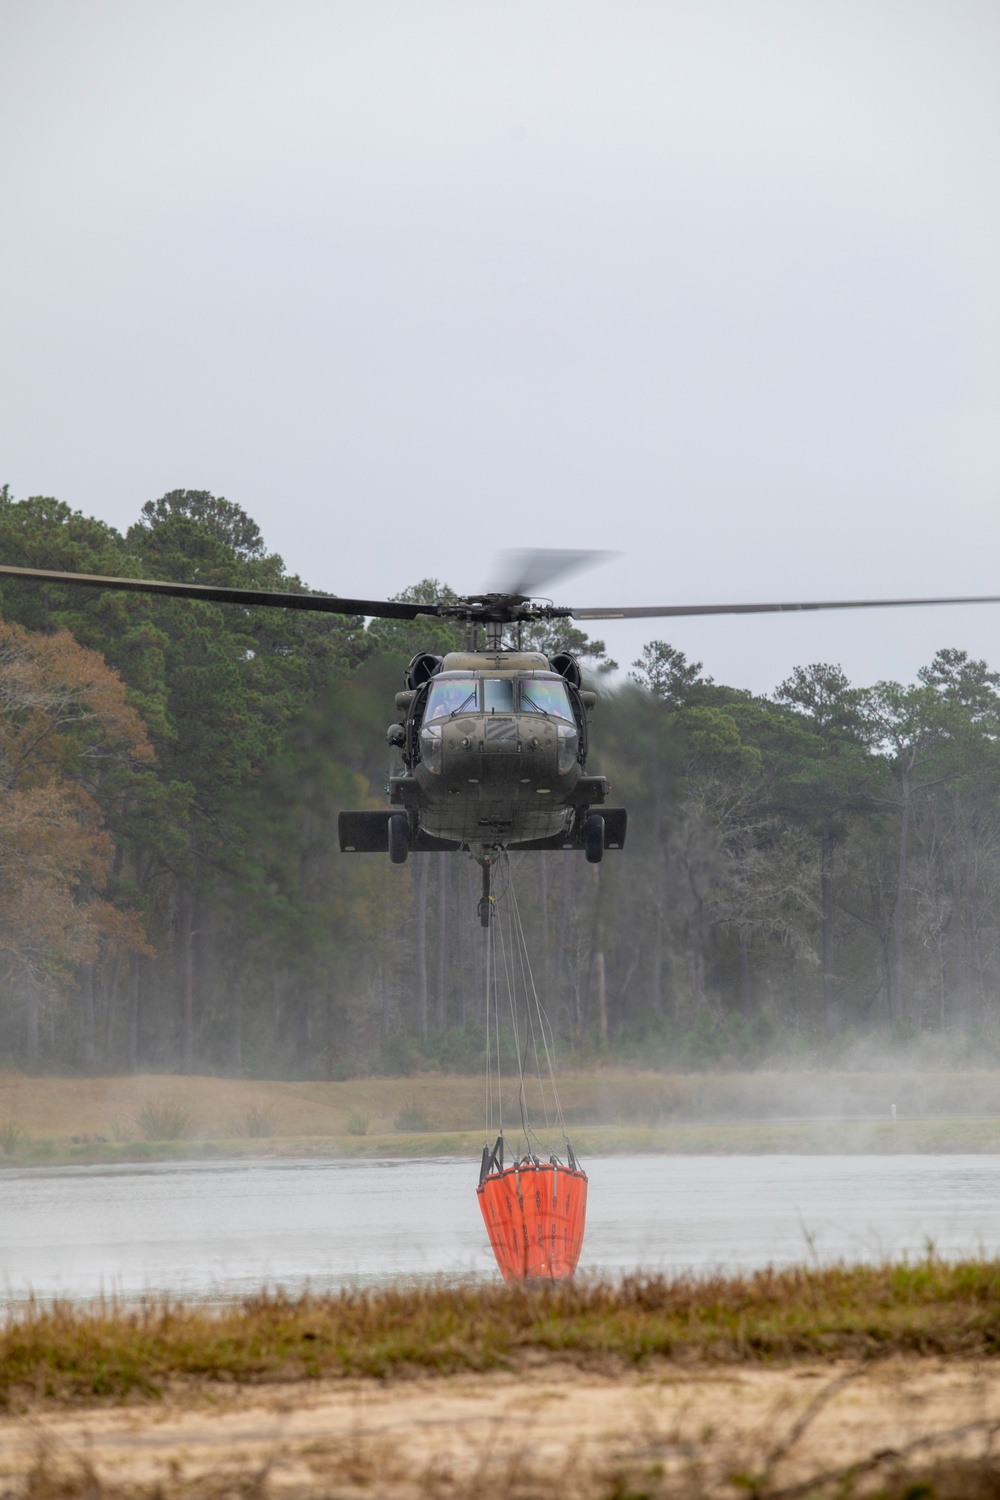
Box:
0, 564, 440, 621
492, 548, 615, 598
572, 593, 1000, 621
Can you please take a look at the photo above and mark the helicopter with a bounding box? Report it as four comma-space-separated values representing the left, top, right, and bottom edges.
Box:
2, 548, 1000, 926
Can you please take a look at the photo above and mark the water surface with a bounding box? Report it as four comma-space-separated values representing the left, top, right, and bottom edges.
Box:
3, 1154, 1000, 1302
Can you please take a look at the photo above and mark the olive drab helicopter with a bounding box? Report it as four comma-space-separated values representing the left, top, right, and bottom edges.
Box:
2, 549, 1000, 926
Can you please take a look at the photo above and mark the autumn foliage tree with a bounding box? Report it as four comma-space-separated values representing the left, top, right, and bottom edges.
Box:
0, 621, 153, 1065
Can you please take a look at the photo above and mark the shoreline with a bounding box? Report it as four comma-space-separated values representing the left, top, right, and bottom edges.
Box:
5, 1070, 1000, 1167
6, 1116, 1000, 1168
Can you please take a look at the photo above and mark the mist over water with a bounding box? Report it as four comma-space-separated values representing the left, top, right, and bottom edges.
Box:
4, 1154, 1000, 1304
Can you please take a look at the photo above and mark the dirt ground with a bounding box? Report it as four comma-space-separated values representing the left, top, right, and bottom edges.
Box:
4, 1359, 1000, 1498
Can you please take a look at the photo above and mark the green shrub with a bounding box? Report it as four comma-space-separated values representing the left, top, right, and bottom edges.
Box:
346, 1109, 372, 1136
238, 1103, 278, 1139
136, 1101, 194, 1142
394, 1099, 430, 1132
0, 1118, 27, 1155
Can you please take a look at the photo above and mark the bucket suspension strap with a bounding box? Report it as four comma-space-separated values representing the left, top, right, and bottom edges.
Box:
477, 857, 492, 927
484, 875, 503, 1149
482, 850, 571, 1164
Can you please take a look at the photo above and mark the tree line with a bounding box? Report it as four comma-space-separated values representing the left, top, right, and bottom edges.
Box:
0, 484, 999, 1076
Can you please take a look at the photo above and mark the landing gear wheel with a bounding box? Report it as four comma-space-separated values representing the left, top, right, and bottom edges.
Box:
583, 813, 605, 864
388, 813, 410, 865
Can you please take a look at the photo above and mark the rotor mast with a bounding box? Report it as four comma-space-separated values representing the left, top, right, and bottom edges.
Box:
447, 594, 572, 652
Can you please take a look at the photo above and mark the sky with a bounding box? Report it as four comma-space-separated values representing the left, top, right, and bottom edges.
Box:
1, 0, 999, 695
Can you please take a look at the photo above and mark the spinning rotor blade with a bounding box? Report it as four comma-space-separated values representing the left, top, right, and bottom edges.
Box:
492, 548, 614, 598
7, 561, 1000, 630
0, 564, 441, 621
572, 593, 1000, 621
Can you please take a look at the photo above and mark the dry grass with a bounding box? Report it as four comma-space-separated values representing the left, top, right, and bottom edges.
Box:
0, 1116, 29, 1154
11, 1454, 1000, 1500
5, 1067, 1000, 1141
231, 1103, 280, 1139
345, 1108, 371, 1136
9, 1407, 1000, 1498
6, 1260, 1000, 1411
135, 1100, 194, 1141
8, 1070, 1000, 1164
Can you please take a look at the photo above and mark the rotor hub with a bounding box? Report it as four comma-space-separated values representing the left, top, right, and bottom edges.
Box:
440, 594, 573, 626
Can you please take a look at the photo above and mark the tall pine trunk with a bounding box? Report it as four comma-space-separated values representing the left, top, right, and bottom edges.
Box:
25, 980, 39, 1071
594, 950, 608, 1044
892, 761, 912, 1025
556, 857, 572, 1029
80, 966, 98, 1072
953, 788, 964, 1022
738, 927, 751, 1015
820, 820, 835, 1033
435, 858, 449, 1030
415, 855, 429, 1037
102, 955, 121, 1069
127, 956, 140, 1072
180, 892, 196, 1074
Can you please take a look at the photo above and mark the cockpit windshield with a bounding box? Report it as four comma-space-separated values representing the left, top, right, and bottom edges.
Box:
423, 672, 575, 720
483, 678, 515, 713
519, 676, 574, 721
425, 677, 478, 720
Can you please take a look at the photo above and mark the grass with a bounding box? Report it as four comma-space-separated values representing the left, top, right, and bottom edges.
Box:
6, 1258, 1000, 1409
8, 1116, 1000, 1167
0, 1117, 28, 1155
231, 1102, 278, 1138
394, 1098, 430, 1131
8, 1069, 1000, 1166
135, 1100, 194, 1141
11, 1066, 1000, 1140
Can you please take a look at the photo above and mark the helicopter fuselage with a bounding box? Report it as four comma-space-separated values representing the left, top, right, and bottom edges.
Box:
396, 650, 596, 851
338, 648, 627, 861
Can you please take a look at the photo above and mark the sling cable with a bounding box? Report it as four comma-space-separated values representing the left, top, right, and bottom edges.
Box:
476, 851, 588, 1280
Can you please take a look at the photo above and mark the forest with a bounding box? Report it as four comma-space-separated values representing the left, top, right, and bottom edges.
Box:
1, 485, 999, 1078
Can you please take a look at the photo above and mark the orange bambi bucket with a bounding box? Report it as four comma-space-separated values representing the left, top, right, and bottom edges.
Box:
477, 1159, 588, 1281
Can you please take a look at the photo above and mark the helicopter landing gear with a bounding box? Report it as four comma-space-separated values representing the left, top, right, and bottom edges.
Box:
583, 813, 605, 865
388, 813, 410, 865
477, 858, 493, 927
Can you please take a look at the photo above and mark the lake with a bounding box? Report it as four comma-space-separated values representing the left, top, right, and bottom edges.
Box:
3, 1154, 1000, 1302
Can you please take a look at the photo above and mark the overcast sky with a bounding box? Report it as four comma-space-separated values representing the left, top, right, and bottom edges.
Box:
1, 1, 998, 694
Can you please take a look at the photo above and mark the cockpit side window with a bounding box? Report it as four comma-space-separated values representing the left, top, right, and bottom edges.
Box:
483, 678, 516, 713
425, 678, 478, 720
519, 677, 573, 720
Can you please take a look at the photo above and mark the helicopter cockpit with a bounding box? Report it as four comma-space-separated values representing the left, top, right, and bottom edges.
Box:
415, 670, 582, 782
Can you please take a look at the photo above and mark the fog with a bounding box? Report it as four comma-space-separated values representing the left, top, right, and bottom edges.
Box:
2, 2, 999, 693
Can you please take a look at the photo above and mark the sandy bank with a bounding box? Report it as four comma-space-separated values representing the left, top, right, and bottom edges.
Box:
3, 1359, 1000, 1497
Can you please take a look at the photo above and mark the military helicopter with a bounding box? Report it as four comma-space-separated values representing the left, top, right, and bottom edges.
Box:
2, 550, 1000, 926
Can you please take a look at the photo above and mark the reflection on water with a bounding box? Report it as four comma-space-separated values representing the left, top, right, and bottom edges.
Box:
2, 1154, 1000, 1303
